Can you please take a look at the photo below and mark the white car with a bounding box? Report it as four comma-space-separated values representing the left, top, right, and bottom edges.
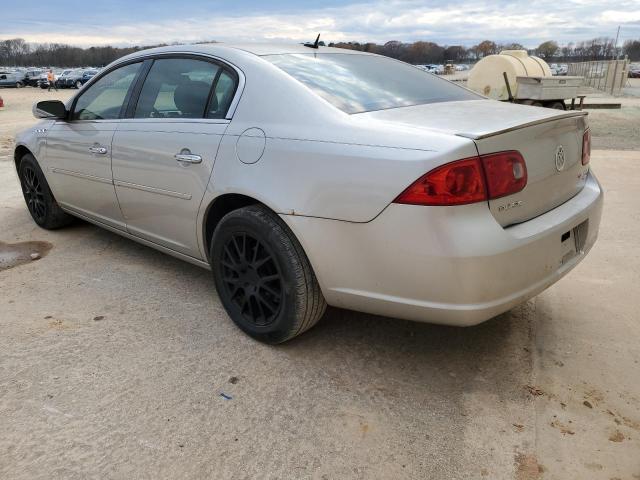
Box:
14, 43, 602, 343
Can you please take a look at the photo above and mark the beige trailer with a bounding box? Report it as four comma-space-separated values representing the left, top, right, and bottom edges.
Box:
468, 50, 583, 110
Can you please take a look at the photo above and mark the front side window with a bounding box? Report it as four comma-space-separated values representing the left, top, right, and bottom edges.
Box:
72, 62, 141, 120
265, 53, 480, 114
134, 58, 220, 119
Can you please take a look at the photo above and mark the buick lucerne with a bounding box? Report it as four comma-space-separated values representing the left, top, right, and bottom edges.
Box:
14, 43, 602, 343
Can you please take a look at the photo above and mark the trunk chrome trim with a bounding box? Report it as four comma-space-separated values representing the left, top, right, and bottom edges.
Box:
456, 111, 588, 140
51, 167, 112, 185
113, 179, 192, 200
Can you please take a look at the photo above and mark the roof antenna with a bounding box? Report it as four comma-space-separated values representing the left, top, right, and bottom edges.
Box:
304, 33, 321, 49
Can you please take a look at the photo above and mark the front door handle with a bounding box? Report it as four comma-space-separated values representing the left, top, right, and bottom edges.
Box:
89, 146, 108, 155
174, 150, 202, 164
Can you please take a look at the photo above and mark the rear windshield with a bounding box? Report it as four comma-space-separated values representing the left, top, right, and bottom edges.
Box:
265, 53, 480, 114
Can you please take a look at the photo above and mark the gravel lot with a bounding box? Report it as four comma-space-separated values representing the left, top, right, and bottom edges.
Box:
1, 87, 639, 479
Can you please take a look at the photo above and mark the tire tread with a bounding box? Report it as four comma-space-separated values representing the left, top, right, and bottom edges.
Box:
212, 204, 326, 343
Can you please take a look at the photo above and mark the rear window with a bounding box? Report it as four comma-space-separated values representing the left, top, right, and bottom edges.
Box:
265, 53, 479, 114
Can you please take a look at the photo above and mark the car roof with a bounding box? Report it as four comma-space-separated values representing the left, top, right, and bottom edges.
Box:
123, 42, 372, 60
222, 43, 370, 56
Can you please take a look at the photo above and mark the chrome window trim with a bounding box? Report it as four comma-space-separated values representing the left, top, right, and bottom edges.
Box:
115, 118, 230, 125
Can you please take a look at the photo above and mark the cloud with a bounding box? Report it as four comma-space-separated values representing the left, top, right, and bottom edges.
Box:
1, 0, 638, 48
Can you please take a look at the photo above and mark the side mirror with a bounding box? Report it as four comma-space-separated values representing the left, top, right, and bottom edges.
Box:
33, 100, 67, 120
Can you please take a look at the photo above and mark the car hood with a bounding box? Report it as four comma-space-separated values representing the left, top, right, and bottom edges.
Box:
354, 99, 587, 140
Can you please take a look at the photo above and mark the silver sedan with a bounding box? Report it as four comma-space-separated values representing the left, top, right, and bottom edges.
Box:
14, 43, 602, 343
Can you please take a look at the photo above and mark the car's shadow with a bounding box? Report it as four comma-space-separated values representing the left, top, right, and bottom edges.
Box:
11, 213, 536, 408
82, 219, 533, 392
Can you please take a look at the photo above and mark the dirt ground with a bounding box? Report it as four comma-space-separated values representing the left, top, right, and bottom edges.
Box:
0, 87, 639, 479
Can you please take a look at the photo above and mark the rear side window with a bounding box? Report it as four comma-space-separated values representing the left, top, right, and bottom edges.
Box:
208, 70, 236, 119
72, 62, 141, 120
265, 53, 480, 114
134, 58, 223, 119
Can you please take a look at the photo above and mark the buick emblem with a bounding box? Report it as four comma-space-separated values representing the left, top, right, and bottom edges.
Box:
555, 145, 566, 172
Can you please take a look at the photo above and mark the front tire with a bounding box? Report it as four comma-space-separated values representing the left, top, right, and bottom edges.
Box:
18, 154, 73, 229
16, 81, 23, 88
211, 205, 326, 343
75, 80, 82, 89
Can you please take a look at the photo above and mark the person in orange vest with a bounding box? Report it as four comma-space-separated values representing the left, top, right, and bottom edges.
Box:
47, 69, 57, 92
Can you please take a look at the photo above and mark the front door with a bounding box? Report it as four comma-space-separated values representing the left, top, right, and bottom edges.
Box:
111, 57, 238, 258
45, 62, 143, 229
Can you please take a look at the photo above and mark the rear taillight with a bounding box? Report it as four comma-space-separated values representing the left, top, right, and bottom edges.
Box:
393, 157, 486, 206
582, 129, 591, 165
394, 151, 527, 206
480, 151, 527, 200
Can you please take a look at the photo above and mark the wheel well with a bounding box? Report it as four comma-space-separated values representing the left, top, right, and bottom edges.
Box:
203, 194, 263, 259
14, 145, 32, 170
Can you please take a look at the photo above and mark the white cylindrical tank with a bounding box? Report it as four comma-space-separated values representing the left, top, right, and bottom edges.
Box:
468, 50, 552, 101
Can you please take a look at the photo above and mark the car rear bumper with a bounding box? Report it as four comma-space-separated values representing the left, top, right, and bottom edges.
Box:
282, 171, 603, 326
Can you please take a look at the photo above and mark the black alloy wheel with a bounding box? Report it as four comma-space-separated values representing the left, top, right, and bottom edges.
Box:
18, 154, 73, 229
220, 232, 283, 327
211, 205, 326, 343
20, 164, 47, 223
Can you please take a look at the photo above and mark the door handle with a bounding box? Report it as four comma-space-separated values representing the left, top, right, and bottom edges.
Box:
89, 146, 108, 155
174, 152, 202, 164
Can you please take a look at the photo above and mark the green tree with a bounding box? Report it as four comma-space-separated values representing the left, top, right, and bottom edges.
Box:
537, 41, 559, 59
623, 40, 640, 61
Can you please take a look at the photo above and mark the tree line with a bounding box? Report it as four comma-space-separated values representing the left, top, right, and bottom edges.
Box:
1, 36, 639, 68
0, 38, 152, 67
328, 38, 640, 64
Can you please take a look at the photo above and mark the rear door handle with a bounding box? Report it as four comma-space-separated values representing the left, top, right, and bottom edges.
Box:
174, 152, 202, 164
89, 146, 108, 155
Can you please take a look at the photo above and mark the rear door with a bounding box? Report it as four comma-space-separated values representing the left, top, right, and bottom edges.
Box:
111, 56, 238, 258
45, 61, 143, 229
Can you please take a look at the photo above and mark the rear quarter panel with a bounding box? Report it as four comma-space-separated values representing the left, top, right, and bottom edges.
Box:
205, 130, 478, 223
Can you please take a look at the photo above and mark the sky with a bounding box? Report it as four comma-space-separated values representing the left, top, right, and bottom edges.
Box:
1, 0, 638, 49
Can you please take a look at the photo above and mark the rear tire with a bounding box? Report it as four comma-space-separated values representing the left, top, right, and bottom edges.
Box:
547, 101, 566, 110
18, 154, 73, 229
210, 205, 326, 344
75, 80, 82, 89
16, 81, 23, 88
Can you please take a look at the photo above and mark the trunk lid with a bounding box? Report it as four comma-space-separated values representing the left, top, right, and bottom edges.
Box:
357, 99, 590, 226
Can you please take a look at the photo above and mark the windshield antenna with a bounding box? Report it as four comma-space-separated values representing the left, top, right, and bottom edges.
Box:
304, 34, 321, 49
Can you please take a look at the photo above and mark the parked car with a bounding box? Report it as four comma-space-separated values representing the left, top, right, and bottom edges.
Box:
413, 64, 430, 72
550, 64, 568, 76
0, 70, 26, 88
57, 69, 98, 89
629, 66, 640, 78
23, 69, 43, 87
14, 43, 602, 343
54, 69, 76, 88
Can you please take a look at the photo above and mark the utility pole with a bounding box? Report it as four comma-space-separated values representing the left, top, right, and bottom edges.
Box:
614, 25, 620, 59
